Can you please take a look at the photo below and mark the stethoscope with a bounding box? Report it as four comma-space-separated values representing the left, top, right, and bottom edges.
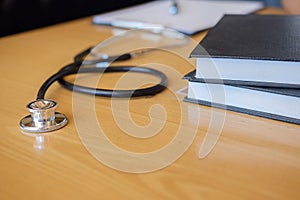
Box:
19, 28, 190, 133
19, 47, 168, 133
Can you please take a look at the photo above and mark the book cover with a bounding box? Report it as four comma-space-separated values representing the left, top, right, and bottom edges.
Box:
189, 15, 300, 86
184, 70, 300, 88
190, 14, 300, 61
184, 71, 300, 125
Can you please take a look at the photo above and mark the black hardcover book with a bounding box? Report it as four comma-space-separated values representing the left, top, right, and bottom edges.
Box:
184, 71, 300, 125
190, 14, 300, 87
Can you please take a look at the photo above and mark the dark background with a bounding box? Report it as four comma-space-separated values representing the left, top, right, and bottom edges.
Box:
0, 0, 152, 37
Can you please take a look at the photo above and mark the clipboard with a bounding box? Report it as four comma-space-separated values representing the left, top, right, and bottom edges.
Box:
92, 0, 264, 35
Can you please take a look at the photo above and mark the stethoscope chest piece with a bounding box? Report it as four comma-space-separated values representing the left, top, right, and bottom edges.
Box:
20, 99, 67, 133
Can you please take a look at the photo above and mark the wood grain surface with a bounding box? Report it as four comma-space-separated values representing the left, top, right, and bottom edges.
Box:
1, 8, 299, 200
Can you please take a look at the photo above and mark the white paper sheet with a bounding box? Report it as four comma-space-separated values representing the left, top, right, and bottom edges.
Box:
92, 0, 264, 35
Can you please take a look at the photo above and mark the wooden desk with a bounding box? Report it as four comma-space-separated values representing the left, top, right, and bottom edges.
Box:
1, 8, 299, 200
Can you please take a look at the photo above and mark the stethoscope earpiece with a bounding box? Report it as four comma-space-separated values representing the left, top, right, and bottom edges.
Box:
20, 99, 67, 133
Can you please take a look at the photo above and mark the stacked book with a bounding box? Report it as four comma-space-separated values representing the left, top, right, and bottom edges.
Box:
184, 14, 300, 124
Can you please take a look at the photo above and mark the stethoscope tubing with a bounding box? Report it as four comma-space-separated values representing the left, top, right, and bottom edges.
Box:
36, 47, 168, 100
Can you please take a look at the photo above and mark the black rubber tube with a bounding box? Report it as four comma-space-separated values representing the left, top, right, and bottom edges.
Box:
36, 64, 167, 99
36, 47, 168, 100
